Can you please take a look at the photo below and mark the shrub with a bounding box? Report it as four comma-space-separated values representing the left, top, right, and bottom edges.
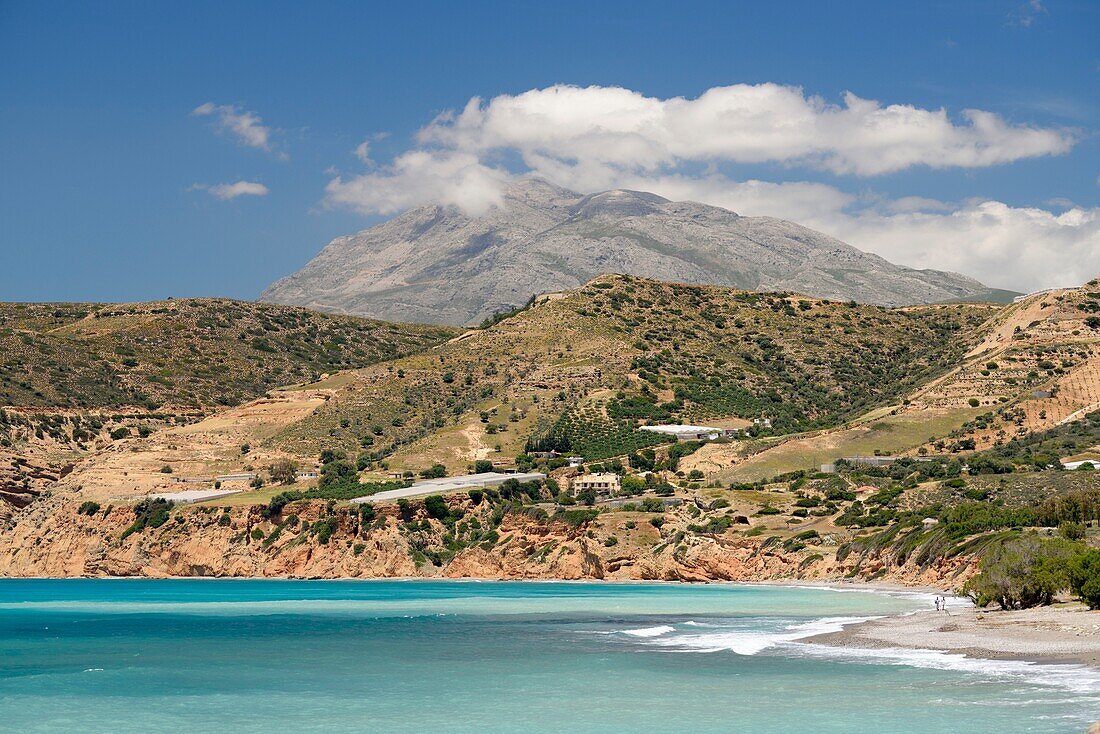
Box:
603, 536, 619, 547
474, 460, 494, 474
320, 460, 357, 488
313, 517, 336, 544
250, 528, 265, 541
120, 498, 172, 540
358, 503, 376, 524
420, 464, 447, 479
77, 501, 101, 516
1059, 521, 1086, 541
160, 465, 173, 474
424, 494, 452, 521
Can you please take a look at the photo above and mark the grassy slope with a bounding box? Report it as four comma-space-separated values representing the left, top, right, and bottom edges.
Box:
0, 299, 457, 409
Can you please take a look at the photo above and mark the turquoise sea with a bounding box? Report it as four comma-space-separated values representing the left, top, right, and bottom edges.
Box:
0, 579, 1097, 733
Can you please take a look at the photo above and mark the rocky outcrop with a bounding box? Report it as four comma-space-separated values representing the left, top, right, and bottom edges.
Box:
261, 178, 1000, 326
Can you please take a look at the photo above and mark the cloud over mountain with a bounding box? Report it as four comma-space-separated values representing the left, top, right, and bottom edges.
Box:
322, 84, 1094, 292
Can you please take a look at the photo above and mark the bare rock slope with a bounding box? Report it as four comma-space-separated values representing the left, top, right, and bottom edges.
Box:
262, 178, 1004, 325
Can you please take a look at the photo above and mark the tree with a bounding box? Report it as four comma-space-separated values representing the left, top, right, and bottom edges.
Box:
1067, 549, 1100, 610
269, 459, 299, 485
320, 460, 357, 488
474, 459, 494, 474
964, 536, 1076, 610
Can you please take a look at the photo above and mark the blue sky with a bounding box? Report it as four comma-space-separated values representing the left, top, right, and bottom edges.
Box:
0, 0, 1097, 302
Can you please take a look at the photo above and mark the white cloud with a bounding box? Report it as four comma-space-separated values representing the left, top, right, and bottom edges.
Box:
1010, 0, 1047, 27
193, 180, 270, 200
193, 102, 284, 158
419, 84, 1074, 176
323, 83, 1096, 291
354, 140, 373, 164
814, 198, 1099, 294
325, 150, 510, 216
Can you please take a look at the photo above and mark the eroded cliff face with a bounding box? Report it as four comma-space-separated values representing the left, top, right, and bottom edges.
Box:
0, 491, 975, 588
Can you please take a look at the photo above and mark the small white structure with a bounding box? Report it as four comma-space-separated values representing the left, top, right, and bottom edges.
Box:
296, 471, 319, 480
571, 473, 621, 497
753, 417, 772, 428
566, 456, 584, 467
922, 518, 940, 529
639, 424, 740, 441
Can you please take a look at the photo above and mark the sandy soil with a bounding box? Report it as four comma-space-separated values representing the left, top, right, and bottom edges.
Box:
808, 601, 1100, 668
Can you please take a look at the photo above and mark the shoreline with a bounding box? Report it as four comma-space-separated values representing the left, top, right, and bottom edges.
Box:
806, 601, 1100, 670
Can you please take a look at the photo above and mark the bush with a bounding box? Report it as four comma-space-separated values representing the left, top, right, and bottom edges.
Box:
320, 460, 357, 488
474, 460, 494, 474
120, 498, 172, 540
77, 501, 101, 516
420, 464, 447, 479
1059, 521, 1086, 541
1067, 549, 1100, 609
424, 494, 452, 521
358, 504, 376, 524
250, 528, 265, 541
160, 465, 173, 474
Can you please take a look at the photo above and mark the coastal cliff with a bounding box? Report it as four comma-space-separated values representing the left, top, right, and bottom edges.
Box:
0, 491, 974, 586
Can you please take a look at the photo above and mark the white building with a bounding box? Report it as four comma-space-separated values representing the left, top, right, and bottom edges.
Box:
571, 473, 621, 496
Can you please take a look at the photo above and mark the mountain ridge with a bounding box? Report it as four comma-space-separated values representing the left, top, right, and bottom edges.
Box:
261, 178, 1009, 325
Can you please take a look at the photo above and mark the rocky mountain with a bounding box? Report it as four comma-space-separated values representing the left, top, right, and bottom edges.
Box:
261, 178, 1007, 325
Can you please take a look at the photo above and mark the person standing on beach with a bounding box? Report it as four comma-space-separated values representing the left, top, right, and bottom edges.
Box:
934, 596, 941, 611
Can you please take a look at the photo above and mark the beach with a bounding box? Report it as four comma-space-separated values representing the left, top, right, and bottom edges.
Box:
809, 600, 1100, 668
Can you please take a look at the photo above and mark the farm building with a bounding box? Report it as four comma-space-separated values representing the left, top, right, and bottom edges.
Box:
639, 424, 741, 441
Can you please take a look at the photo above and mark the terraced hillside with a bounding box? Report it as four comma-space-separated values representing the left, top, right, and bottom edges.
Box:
0, 299, 456, 409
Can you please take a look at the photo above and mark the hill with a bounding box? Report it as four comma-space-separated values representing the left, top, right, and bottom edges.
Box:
62, 275, 996, 506
4, 276, 1098, 588
260, 178, 1005, 325
0, 299, 456, 410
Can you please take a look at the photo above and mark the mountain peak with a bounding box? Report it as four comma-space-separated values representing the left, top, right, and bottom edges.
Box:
571, 189, 670, 218
261, 183, 997, 326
